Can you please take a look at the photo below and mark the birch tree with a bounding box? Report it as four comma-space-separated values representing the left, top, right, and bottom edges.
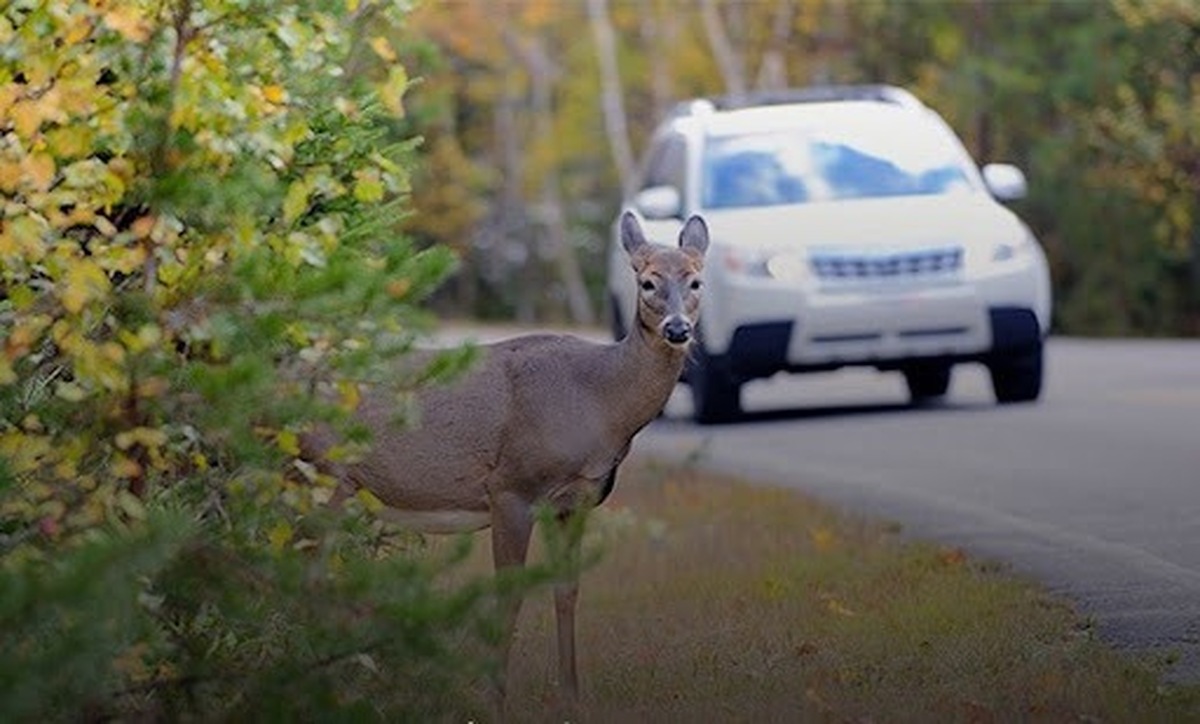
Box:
588, 0, 636, 197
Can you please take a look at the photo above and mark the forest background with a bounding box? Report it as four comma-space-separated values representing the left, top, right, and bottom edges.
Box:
400, 0, 1200, 337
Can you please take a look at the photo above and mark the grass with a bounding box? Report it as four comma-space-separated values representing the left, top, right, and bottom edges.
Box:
431, 458, 1200, 722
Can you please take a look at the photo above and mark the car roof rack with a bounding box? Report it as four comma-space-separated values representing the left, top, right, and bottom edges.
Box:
668, 84, 925, 119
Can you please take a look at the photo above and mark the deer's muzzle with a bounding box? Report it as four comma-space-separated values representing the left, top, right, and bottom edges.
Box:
662, 317, 692, 345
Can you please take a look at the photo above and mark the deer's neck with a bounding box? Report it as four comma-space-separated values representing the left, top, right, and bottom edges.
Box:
604, 320, 688, 434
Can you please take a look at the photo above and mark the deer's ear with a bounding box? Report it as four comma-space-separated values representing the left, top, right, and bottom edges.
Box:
620, 210, 649, 260
678, 215, 709, 259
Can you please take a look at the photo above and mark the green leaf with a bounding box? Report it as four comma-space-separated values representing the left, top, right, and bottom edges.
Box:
283, 180, 310, 225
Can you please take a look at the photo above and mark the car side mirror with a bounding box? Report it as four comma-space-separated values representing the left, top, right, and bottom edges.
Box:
982, 163, 1028, 202
634, 185, 683, 220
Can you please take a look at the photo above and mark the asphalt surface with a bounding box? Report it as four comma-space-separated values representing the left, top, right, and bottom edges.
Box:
632, 337, 1200, 683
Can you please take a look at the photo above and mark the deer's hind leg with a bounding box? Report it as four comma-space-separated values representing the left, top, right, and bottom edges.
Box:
487, 490, 536, 712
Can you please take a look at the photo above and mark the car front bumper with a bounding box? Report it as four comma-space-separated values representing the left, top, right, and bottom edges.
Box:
701, 262, 1048, 381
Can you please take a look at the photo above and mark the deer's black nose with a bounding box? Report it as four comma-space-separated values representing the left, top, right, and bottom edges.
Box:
663, 318, 692, 344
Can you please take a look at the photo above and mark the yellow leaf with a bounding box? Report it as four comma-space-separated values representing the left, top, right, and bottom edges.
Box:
334, 97, 358, 118
369, 36, 397, 63
57, 75, 98, 117
62, 16, 93, 46
378, 65, 408, 117
1, 215, 47, 261
130, 215, 155, 239
8, 285, 35, 310
825, 598, 856, 617
268, 521, 293, 552
10, 100, 42, 139
761, 575, 786, 601
277, 429, 300, 456
23, 153, 56, 191
118, 324, 161, 354
353, 168, 384, 203
136, 376, 168, 398
101, 243, 147, 275
6, 315, 51, 358
116, 427, 166, 452
386, 278, 411, 299
104, 7, 151, 42
0, 161, 21, 192
0, 84, 16, 118
93, 215, 117, 237
34, 87, 65, 126
337, 380, 361, 412
356, 489, 385, 514
0, 358, 15, 385
262, 84, 286, 104
72, 336, 126, 392
56, 381, 87, 402
112, 455, 143, 479
810, 526, 837, 552
45, 125, 93, 160
61, 259, 110, 314
116, 489, 147, 520
283, 180, 309, 224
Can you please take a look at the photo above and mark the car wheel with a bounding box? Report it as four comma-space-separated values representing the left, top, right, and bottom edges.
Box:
988, 341, 1043, 404
689, 343, 741, 424
902, 361, 952, 404
608, 294, 627, 342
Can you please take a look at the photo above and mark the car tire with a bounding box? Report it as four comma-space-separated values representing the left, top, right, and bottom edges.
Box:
688, 343, 741, 424
903, 361, 952, 404
988, 341, 1044, 404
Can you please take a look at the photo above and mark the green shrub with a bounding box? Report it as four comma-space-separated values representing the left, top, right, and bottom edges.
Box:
0, 1, 510, 719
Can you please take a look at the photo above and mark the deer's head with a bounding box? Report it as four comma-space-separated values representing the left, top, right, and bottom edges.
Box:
621, 211, 709, 349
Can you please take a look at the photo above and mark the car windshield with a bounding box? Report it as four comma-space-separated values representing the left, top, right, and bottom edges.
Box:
700, 107, 976, 209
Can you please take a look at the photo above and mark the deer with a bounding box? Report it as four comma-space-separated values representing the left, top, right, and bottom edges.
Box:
304, 211, 709, 712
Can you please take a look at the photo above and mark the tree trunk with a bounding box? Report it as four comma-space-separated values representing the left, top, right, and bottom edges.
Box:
495, 68, 536, 324
505, 30, 596, 326
587, 0, 636, 198
754, 0, 794, 91
640, 5, 679, 122
970, 0, 993, 161
700, 0, 746, 99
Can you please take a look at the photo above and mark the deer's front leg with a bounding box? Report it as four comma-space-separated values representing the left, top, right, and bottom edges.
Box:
553, 507, 588, 705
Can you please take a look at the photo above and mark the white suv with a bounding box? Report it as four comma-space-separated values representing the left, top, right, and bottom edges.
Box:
607, 85, 1052, 423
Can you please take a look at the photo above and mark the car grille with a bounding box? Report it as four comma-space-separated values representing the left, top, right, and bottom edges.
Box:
809, 247, 963, 281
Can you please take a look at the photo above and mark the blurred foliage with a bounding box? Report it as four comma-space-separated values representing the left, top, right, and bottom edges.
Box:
397, 0, 1199, 335
0, 0, 527, 719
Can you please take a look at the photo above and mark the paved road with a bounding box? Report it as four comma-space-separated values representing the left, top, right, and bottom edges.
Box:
632, 338, 1200, 683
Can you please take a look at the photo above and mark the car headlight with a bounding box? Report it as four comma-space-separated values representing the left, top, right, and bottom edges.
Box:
969, 232, 1038, 272
992, 231, 1039, 263
991, 241, 1020, 263
765, 254, 810, 282
721, 247, 810, 283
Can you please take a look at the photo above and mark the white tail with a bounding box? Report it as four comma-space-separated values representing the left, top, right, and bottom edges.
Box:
306, 212, 709, 710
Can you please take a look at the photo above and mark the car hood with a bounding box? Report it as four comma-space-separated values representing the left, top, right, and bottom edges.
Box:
701, 194, 1029, 253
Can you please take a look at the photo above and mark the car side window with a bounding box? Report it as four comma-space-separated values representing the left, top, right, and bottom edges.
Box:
642, 135, 687, 195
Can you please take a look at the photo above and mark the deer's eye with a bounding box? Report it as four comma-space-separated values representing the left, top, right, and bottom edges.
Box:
689, 279, 702, 291
640, 279, 655, 292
